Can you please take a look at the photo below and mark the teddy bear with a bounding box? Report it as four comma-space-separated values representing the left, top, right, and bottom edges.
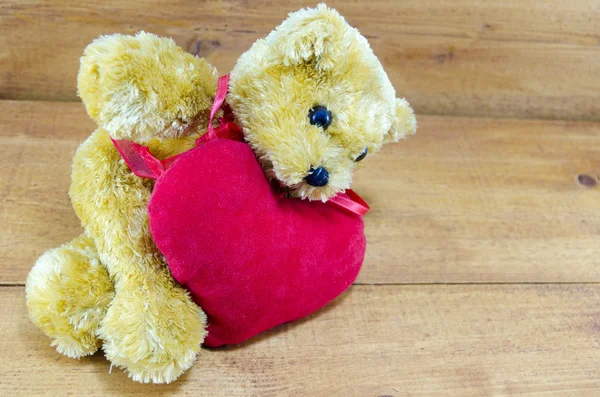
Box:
25, 4, 416, 384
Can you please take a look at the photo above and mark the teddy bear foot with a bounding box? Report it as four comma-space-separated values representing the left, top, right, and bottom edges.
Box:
105, 347, 200, 384
99, 274, 207, 383
26, 234, 114, 358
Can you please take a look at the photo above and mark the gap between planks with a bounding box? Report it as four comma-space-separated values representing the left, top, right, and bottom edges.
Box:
5, 282, 600, 288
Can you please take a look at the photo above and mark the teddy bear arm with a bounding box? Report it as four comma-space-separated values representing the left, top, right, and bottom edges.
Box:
70, 129, 207, 383
26, 233, 113, 358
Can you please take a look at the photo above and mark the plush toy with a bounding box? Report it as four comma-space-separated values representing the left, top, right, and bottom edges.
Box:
25, 4, 416, 384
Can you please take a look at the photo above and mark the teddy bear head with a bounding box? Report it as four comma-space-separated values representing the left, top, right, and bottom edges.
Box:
228, 4, 416, 201
78, 32, 219, 143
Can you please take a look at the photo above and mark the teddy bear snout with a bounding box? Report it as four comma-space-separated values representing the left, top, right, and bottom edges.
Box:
305, 166, 330, 187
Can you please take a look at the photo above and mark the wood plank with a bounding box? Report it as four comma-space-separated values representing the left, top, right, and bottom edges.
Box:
0, 0, 599, 120
2, 284, 600, 395
0, 101, 89, 282
2, 100, 600, 284
354, 116, 600, 284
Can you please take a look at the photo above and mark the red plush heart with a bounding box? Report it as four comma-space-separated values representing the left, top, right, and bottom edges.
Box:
148, 138, 366, 347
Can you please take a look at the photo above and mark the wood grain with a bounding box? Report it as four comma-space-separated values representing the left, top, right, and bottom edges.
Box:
0, 0, 599, 120
354, 116, 600, 284
3, 284, 600, 396
0, 101, 89, 283
2, 101, 600, 284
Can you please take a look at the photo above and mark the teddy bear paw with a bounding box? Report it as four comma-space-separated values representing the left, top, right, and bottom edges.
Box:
99, 283, 207, 383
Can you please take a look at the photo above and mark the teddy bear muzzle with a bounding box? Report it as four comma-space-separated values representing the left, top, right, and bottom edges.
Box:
305, 166, 330, 187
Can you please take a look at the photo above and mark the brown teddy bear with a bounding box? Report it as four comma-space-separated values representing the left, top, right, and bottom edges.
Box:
25, 4, 416, 383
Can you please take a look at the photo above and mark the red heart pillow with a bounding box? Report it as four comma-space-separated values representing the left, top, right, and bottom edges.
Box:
147, 138, 366, 346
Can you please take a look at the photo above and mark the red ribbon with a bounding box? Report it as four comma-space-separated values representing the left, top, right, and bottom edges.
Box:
110, 139, 167, 180
111, 74, 369, 216
329, 189, 370, 216
196, 75, 243, 144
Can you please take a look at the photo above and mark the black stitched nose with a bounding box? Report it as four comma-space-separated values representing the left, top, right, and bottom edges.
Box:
305, 166, 329, 187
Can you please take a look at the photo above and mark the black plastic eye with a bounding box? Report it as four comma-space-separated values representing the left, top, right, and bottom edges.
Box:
355, 147, 368, 162
308, 106, 332, 130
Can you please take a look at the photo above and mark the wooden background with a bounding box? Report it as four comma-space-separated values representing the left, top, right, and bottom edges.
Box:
1, 1, 600, 396
2, 0, 600, 120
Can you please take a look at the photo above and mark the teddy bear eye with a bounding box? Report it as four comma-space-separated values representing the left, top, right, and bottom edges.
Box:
308, 106, 332, 130
355, 147, 368, 162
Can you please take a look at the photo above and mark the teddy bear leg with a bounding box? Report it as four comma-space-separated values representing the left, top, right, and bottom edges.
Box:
99, 264, 207, 384
26, 234, 114, 358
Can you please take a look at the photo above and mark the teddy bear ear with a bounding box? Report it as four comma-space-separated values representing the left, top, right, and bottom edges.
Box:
267, 4, 350, 71
387, 98, 417, 143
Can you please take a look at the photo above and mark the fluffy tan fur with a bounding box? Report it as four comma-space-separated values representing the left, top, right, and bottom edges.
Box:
26, 234, 114, 358
28, 36, 213, 383
229, 4, 416, 200
78, 32, 218, 143
26, 4, 416, 383
70, 129, 205, 383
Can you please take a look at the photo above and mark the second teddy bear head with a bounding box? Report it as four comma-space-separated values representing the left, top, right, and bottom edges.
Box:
77, 4, 416, 201
229, 4, 416, 200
